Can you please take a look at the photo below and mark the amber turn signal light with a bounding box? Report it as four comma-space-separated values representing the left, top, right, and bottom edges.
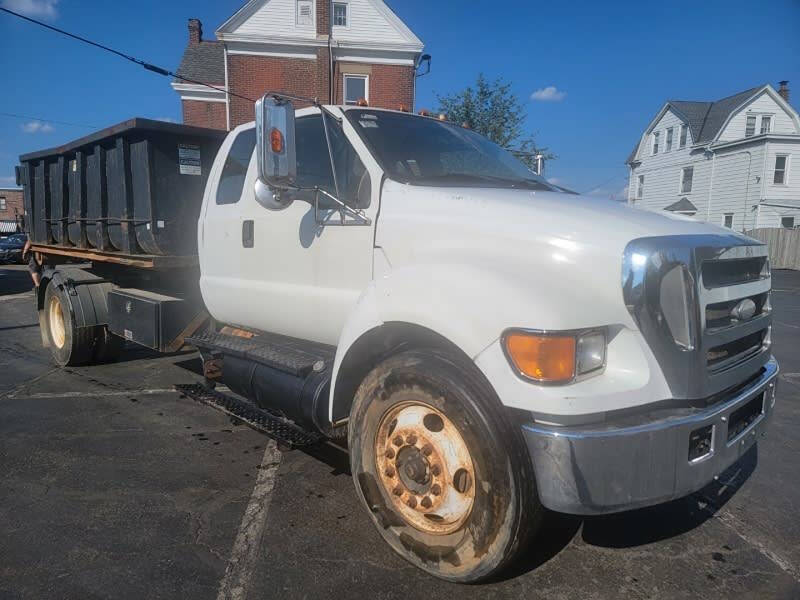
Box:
504, 332, 576, 383
270, 128, 284, 153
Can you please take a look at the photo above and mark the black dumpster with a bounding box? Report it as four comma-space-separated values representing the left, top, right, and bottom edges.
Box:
17, 118, 226, 256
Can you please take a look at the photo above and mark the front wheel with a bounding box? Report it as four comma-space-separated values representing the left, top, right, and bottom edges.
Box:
348, 349, 542, 582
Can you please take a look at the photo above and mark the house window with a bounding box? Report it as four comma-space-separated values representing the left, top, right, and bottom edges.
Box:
333, 2, 348, 26
782, 216, 795, 229
652, 131, 660, 155
636, 175, 644, 200
0, 197, 5, 211
679, 124, 688, 148
665, 127, 673, 152
344, 74, 368, 105
774, 155, 788, 184
296, 0, 313, 26
760, 115, 772, 134
745, 115, 756, 137
680, 167, 694, 194
723, 213, 734, 228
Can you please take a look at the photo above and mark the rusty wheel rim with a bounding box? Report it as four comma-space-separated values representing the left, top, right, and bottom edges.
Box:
48, 295, 66, 349
375, 401, 475, 535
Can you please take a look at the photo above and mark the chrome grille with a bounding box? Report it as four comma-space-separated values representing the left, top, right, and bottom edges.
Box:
623, 235, 771, 399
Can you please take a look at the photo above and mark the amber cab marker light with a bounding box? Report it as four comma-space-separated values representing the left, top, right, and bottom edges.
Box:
504, 332, 576, 383
270, 128, 284, 153
356, 98, 369, 107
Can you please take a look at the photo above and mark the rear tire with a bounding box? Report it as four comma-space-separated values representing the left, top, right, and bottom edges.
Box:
93, 326, 124, 363
348, 348, 542, 583
43, 282, 94, 367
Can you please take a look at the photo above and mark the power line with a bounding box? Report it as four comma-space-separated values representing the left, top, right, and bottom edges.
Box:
0, 111, 98, 129
0, 6, 255, 103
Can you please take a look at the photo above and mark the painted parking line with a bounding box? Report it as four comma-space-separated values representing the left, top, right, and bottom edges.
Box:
216, 440, 283, 600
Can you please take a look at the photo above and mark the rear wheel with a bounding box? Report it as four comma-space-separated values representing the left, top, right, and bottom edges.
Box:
93, 326, 124, 363
349, 348, 542, 582
44, 282, 93, 367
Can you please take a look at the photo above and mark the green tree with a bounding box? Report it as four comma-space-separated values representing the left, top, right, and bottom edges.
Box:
435, 74, 555, 170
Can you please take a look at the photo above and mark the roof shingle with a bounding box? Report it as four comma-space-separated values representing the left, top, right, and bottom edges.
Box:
174, 41, 225, 86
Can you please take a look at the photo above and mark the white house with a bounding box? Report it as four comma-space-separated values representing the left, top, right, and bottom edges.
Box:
626, 82, 800, 231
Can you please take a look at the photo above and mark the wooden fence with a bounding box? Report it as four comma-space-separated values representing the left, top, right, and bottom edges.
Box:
745, 228, 800, 270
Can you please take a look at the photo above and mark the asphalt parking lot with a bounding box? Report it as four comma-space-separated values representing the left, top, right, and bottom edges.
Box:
1, 263, 799, 600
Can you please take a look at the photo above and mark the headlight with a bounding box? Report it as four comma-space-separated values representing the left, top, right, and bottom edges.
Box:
503, 328, 606, 384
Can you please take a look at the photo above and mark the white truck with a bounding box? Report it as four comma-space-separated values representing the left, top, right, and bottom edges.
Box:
18, 94, 778, 582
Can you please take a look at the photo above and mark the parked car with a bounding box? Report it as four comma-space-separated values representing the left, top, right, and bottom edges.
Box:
0, 233, 26, 264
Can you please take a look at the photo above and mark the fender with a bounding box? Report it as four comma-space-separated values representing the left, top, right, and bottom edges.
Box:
38, 267, 115, 346
327, 262, 567, 424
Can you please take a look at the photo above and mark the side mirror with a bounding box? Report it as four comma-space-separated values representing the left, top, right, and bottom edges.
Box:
254, 95, 297, 210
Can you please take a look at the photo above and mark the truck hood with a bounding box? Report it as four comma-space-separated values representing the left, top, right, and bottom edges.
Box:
374, 180, 754, 332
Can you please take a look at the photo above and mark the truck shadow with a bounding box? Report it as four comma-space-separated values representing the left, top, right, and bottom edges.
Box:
498, 445, 758, 582
580, 444, 757, 549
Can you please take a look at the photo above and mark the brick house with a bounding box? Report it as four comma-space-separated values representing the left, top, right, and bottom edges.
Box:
172, 0, 424, 131
0, 187, 24, 233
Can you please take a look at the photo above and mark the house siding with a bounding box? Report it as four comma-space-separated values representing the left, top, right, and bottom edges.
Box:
629, 109, 710, 213
718, 91, 798, 141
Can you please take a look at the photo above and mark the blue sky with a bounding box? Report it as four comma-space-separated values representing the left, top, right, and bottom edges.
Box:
1, 0, 798, 198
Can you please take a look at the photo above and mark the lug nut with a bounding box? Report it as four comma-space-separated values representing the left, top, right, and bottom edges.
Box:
431, 484, 442, 496
421, 444, 433, 456
385, 448, 395, 459
385, 466, 396, 478
407, 496, 417, 508
431, 464, 441, 476
421, 496, 432, 508
392, 436, 404, 447
406, 434, 418, 445
392, 486, 403, 496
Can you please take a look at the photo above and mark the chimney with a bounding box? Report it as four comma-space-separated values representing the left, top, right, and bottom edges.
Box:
188, 18, 203, 45
778, 80, 790, 103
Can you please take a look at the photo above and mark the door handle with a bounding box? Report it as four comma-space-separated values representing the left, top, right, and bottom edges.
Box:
242, 220, 254, 248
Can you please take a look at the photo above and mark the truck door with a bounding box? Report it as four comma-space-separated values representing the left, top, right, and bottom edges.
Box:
201, 113, 376, 346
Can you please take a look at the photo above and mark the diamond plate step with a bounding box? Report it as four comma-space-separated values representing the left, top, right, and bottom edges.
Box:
186, 331, 335, 377
175, 383, 323, 449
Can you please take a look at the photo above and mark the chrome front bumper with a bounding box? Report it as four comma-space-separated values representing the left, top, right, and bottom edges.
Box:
522, 357, 779, 515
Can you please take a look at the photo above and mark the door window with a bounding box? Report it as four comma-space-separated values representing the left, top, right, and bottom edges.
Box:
294, 115, 367, 208
216, 128, 256, 205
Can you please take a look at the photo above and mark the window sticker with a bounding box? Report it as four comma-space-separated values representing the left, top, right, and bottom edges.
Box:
359, 120, 378, 128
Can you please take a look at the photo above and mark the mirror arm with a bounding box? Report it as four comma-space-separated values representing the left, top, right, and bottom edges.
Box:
315, 188, 371, 226
262, 91, 342, 123
320, 110, 343, 203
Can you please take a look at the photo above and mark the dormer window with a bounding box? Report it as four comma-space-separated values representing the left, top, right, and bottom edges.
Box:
333, 2, 348, 26
296, 0, 313, 26
745, 115, 756, 137
652, 131, 660, 155
679, 124, 688, 148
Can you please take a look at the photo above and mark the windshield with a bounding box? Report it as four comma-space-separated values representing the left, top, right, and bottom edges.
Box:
345, 109, 557, 191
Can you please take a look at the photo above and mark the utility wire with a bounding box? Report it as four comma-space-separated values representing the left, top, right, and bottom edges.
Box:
0, 111, 98, 129
0, 6, 255, 103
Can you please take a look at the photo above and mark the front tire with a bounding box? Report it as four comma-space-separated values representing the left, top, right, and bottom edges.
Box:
348, 349, 542, 582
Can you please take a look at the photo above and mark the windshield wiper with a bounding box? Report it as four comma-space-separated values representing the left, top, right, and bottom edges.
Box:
415, 173, 549, 190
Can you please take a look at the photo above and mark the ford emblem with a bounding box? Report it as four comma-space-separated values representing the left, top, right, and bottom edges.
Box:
730, 298, 756, 321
